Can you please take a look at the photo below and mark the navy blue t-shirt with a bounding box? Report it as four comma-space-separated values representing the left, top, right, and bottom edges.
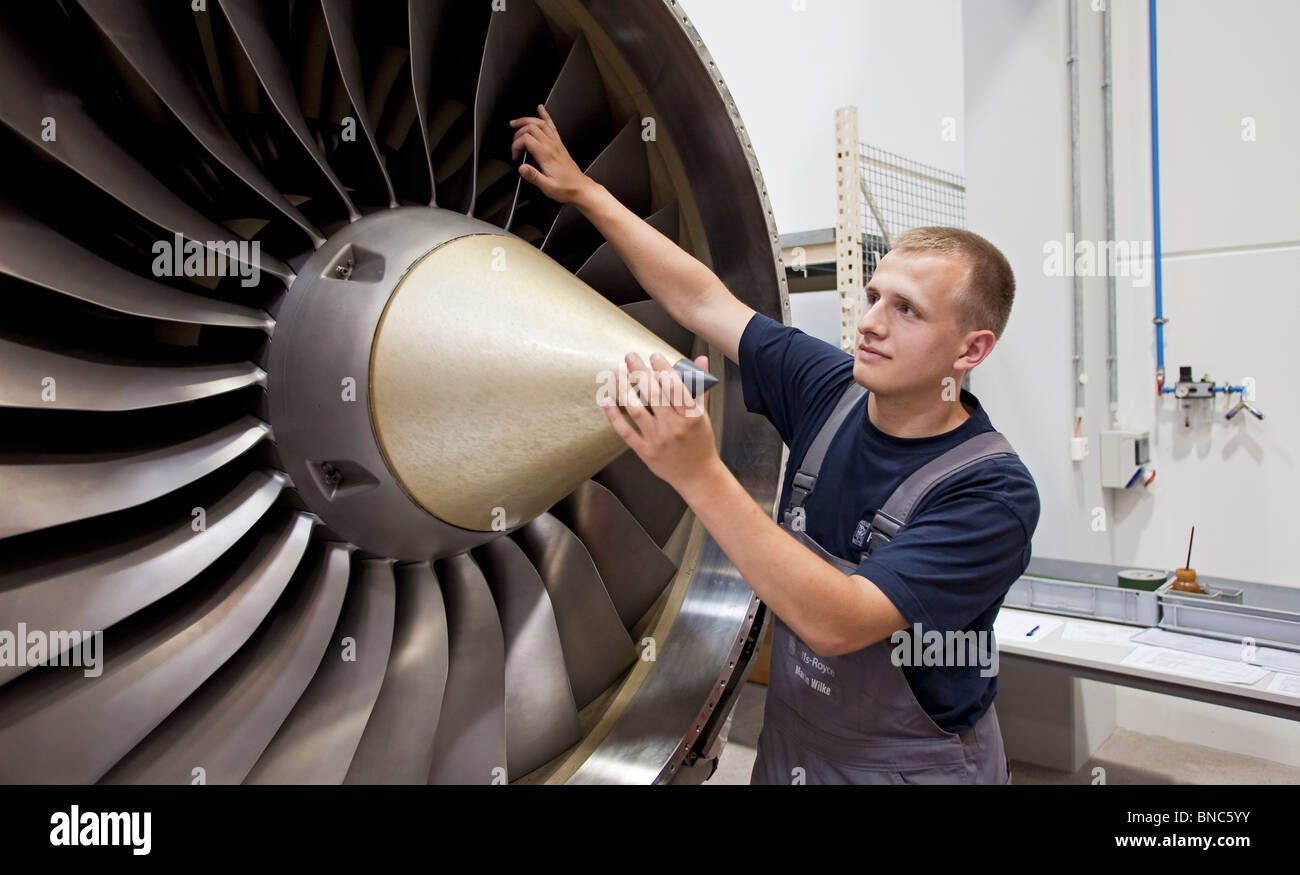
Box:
739, 312, 1040, 732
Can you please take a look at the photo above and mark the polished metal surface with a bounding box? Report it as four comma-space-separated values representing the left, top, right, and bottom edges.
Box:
621, 298, 696, 367
0, 469, 288, 688
470, 0, 556, 218
0, 417, 270, 540
407, 0, 440, 204
0, 337, 265, 411
559, 480, 676, 629
320, 0, 398, 208
0, 200, 274, 330
568, 359, 773, 784
569, 536, 764, 784
475, 536, 582, 779
101, 542, 353, 784
0, 0, 786, 786
505, 30, 607, 234
427, 554, 507, 784
344, 561, 450, 783
218, 0, 360, 221
245, 558, 396, 784
0, 511, 315, 783
513, 512, 637, 709
543, 118, 650, 269
578, 203, 681, 305
77, 0, 326, 247
593, 447, 687, 549
553, 0, 790, 781
0, 16, 292, 283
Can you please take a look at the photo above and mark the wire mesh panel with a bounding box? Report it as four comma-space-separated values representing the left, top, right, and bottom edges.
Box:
858, 142, 966, 275
834, 114, 967, 351
857, 143, 968, 386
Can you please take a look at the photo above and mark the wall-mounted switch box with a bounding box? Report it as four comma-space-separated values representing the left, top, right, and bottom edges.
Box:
1101, 430, 1150, 488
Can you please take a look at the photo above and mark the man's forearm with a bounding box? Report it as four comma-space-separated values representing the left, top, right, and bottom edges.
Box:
678, 458, 899, 657
573, 181, 720, 325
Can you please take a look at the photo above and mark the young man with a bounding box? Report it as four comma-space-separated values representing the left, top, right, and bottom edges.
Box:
510, 106, 1040, 785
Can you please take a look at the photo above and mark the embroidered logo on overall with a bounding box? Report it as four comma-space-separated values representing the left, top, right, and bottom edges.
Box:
791, 645, 840, 703
851, 519, 869, 548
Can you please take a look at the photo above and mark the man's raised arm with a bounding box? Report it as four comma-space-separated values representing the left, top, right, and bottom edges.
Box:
510, 105, 756, 364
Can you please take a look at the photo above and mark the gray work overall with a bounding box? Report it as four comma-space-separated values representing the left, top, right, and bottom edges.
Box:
751, 381, 1016, 785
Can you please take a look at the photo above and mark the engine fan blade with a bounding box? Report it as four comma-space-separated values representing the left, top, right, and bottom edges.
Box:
77, 0, 326, 248
320, 0, 397, 207
558, 480, 678, 631
594, 450, 688, 550
427, 553, 506, 784
0, 24, 293, 285
512, 513, 636, 709
344, 561, 450, 784
0, 416, 270, 539
474, 536, 581, 780
0, 337, 265, 411
0, 200, 272, 331
245, 557, 396, 784
505, 31, 609, 233
0, 511, 314, 783
99, 541, 353, 784
542, 118, 649, 268
218, 0, 361, 220
406, 0, 441, 205
619, 299, 696, 362
468, 0, 552, 217
0, 469, 287, 688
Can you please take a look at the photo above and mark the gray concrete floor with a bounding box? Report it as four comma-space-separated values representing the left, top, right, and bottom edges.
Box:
704, 681, 1300, 785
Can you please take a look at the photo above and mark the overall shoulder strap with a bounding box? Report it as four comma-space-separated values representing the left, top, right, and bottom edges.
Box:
785, 379, 866, 520
864, 431, 1018, 556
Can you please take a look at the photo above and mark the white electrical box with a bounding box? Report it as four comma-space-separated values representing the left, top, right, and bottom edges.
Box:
1100, 430, 1150, 488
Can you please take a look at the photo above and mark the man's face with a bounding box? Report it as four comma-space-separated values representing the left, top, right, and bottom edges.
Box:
852, 249, 971, 397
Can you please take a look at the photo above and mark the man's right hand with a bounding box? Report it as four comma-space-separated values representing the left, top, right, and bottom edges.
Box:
509, 104, 592, 205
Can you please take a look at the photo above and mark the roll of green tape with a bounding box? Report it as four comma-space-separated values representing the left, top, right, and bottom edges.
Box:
1118, 569, 1167, 591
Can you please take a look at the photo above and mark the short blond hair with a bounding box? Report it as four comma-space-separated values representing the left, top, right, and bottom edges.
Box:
888, 226, 1015, 339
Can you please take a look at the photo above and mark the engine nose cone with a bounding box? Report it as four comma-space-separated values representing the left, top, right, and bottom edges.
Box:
370, 233, 700, 532
268, 209, 708, 556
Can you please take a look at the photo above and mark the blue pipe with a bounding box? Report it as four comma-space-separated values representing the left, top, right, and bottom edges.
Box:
1161, 385, 1247, 395
1151, 6, 1246, 404
1149, 0, 1165, 386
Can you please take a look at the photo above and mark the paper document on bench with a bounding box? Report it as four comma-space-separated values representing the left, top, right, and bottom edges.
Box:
1121, 645, 1269, 685
993, 609, 1061, 646
1132, 628, 1300, 675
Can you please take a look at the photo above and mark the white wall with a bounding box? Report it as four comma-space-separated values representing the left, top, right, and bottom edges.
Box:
681, 0, 966, 234
963, 0, 1097, 566
1107, 0, 1300, 585
963, 0, 1300, 596
963, 0, 1299, 764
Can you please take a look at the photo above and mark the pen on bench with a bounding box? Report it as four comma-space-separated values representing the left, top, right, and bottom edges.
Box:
1026, 624, 1040, 637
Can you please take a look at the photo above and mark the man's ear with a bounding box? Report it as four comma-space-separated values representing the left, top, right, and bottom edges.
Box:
954, 330, 996, 373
